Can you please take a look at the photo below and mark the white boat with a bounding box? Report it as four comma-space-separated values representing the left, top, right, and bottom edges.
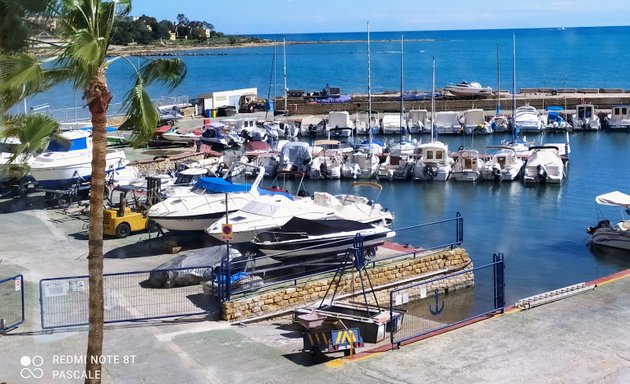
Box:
586, 191, 630, 251
605, 105, 630, 130
433, 111, 462, 135
252, 217, 395, 259
480, 146, 524, 182
515, 105, 544, 133
572, 104, 600, 131
542, 106, 573, 133
224, 117, 268, 142
451, 149, 484, 182
444, 81, 493, 97
491, 115, 510, 133
522, 146, 565, 184
206, 191, 393, 243
380, 113, 405, 135
376, 153, 414, 181
278, 141, 312, 173
461, 109, 492, 135
326, 111, 355, 137
199, 123, 243, 149
0, 137, 26, 182
263, 120, 299, 139
355, 111, 380, 135
413, 141, 454, 181
29, 130, 128, 189
147, 163, 283, 232
308, 151, 342, 179
407, 109, 430, 133
161, 126, 200, 144
341, 146, 380, 179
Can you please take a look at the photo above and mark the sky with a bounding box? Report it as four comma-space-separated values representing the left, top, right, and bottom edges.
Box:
130, 0, 630, 35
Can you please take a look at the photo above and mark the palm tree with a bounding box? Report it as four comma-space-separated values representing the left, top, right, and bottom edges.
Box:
0, 1, 187, 383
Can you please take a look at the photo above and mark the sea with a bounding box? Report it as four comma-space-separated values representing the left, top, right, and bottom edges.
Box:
24, 26, 630, 303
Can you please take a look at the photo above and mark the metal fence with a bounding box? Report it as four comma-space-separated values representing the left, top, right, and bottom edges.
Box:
0, 274, 25, 333
389, 252, 505, 346
214, 213, 464, 302
39, 266, 213, 329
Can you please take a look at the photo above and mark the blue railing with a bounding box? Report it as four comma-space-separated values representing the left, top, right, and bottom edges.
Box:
389, 253, 505, 346
0, 274, 25, 333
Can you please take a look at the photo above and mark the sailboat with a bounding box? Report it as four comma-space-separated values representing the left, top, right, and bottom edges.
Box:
263, 38, 299, 139
413, 58, 454, 181
491, 43, 510, 133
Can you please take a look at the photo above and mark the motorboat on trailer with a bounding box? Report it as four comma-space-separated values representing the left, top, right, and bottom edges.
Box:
147, 163, 289, 232
605, 105, 630, 130
461, 109, 492, 135
433, 111, 462, 135
480, 146, 524, 182
451, 149, 484, 182
206, 191, 393, 244
515, 105, 544, 133
413, 141, 454, 181
444, 81, 493, 97
587, 191, 630, 251
572, 104, 600, 131
199, 123, 243, 149
522, 146, 565, 184
161, 126, 201, 145
252, 217, 395, 259
29, 130, 128, 189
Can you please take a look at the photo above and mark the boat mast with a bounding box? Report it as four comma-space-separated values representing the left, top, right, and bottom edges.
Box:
367, 21, 372, 145
496, 43, 501, 117
283, 38, 288, 113
400, 35, 405, 144
432, 57, 437, 142
512, 33, 517, 142
265, 41, 277, 121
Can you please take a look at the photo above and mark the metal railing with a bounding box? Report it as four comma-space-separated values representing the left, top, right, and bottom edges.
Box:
39, 266, 213, 329
214, 213, 464, 302
0, 274, 25, 333
389, 252, 505, 347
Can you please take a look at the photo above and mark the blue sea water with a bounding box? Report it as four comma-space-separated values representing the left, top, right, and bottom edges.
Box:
22, 26, 630, 303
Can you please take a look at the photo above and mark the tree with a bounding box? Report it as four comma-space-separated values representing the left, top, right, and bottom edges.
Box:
0, 1, 186, 383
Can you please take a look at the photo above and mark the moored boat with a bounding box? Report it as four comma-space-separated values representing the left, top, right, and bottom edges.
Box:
587, 191, 630, 252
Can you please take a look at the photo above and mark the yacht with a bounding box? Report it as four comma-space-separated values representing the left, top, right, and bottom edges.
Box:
572, 104, 600, 131
29, 130, 128, 189
461, 109, 492, 135
480, 146, 524, 182
206, 191, 393, 244
433, 111, 462, 134
413, 141, 454, 181
605, 105, 630, 130
444, 81, 493, 97
252, 217, 396, 259
515, 105, 544, 133
586, 191, 630, 251
451, 149, 484, 182
522, 146, 565, 184
147, 163, 288, 232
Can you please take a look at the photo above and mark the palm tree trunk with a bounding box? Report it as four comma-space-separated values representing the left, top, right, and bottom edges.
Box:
85, 68, 111, 384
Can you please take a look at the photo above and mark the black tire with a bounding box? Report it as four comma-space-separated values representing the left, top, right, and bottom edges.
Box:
57, 194, 71, 209
115, 222, 131, 238
147, 219, 160, 233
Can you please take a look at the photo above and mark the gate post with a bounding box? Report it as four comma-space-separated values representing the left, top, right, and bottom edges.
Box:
493, 252, 505, 312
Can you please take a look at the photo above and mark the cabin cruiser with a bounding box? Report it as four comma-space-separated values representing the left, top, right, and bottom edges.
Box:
433, 111, 462, 135
341, 145, 381, 179
380, 113, 406, 135
406, 109, 430, 134
480, 146, 524, 181
451, 149, 484, 182
29, 130, 128, 189
461, 109, 492, 134
278, 141, 312, 173
221, 118, 269, 142
252, 217, 395, 259
572, 104, 600, 131
161, 126, 201, 145
206, 191, 393, 243
542, 106, 572, 133
376, 152, 413, 181
605, 105, 630, 130
444, 81, 493, 97
413, 141, 453, 181
326, 111, 355, 137
522, 146, 565, 184
515, 105, 544, 133
199, 123, 243, 149
586, 191, 630, 251
147, 163, 288, 232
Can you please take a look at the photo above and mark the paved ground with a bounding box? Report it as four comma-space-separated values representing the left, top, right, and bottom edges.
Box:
1, 193, 630, 383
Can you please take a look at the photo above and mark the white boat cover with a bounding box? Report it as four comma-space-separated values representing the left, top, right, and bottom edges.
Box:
595, 191, 630, 207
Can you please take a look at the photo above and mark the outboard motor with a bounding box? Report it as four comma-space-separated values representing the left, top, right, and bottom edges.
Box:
492, 166, 502, 181
536, 164, 547, 182
586, 220, 611, 234
424, 165, 438, 180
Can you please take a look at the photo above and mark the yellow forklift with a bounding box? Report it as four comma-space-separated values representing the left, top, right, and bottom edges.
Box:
103, 186, 156, 238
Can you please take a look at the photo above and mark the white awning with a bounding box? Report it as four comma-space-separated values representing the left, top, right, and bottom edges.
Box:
595, 191, 630, 207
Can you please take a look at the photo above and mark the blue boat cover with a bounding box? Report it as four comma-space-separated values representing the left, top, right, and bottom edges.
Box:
194, 177, 293, 199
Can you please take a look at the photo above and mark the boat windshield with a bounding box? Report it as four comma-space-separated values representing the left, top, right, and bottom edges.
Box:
0, 143, 17, 153
47, 137, 88, 152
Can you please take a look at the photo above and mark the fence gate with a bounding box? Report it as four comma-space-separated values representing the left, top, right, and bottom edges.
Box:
0, 274, 25, 333
39, 266, 214, 330
390, 253, 505, 346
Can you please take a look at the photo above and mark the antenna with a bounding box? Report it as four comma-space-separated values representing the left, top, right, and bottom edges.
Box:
400, 35, 404, 144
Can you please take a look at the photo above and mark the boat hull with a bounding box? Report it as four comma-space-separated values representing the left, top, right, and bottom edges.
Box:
589, 227, 630, 251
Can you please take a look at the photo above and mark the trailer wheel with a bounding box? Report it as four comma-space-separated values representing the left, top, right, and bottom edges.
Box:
147, 219, 160, 233
115, 222, 131, 238
57, 194, 71, 208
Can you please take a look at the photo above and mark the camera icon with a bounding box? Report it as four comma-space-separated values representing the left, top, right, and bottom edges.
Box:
20, 355, 44, 379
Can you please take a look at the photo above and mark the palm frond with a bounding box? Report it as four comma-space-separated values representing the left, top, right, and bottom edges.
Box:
120, 80, 159, 148
2, 113, 60, 163
139, 58, 187, 92
0, 54, 44, 110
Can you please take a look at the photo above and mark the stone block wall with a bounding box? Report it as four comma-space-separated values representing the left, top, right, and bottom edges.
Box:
221, 247, 473, 321
131, 153, 206, 175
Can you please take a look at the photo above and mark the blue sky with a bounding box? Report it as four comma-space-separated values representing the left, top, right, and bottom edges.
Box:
130, 0, 629, 34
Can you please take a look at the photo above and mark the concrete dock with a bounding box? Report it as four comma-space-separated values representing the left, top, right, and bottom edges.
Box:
1, 197, 629, 383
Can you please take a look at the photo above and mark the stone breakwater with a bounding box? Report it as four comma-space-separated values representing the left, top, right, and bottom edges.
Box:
221, 247, 473, 321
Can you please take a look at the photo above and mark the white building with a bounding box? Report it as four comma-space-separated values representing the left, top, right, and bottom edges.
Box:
198, 88, 258, 114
